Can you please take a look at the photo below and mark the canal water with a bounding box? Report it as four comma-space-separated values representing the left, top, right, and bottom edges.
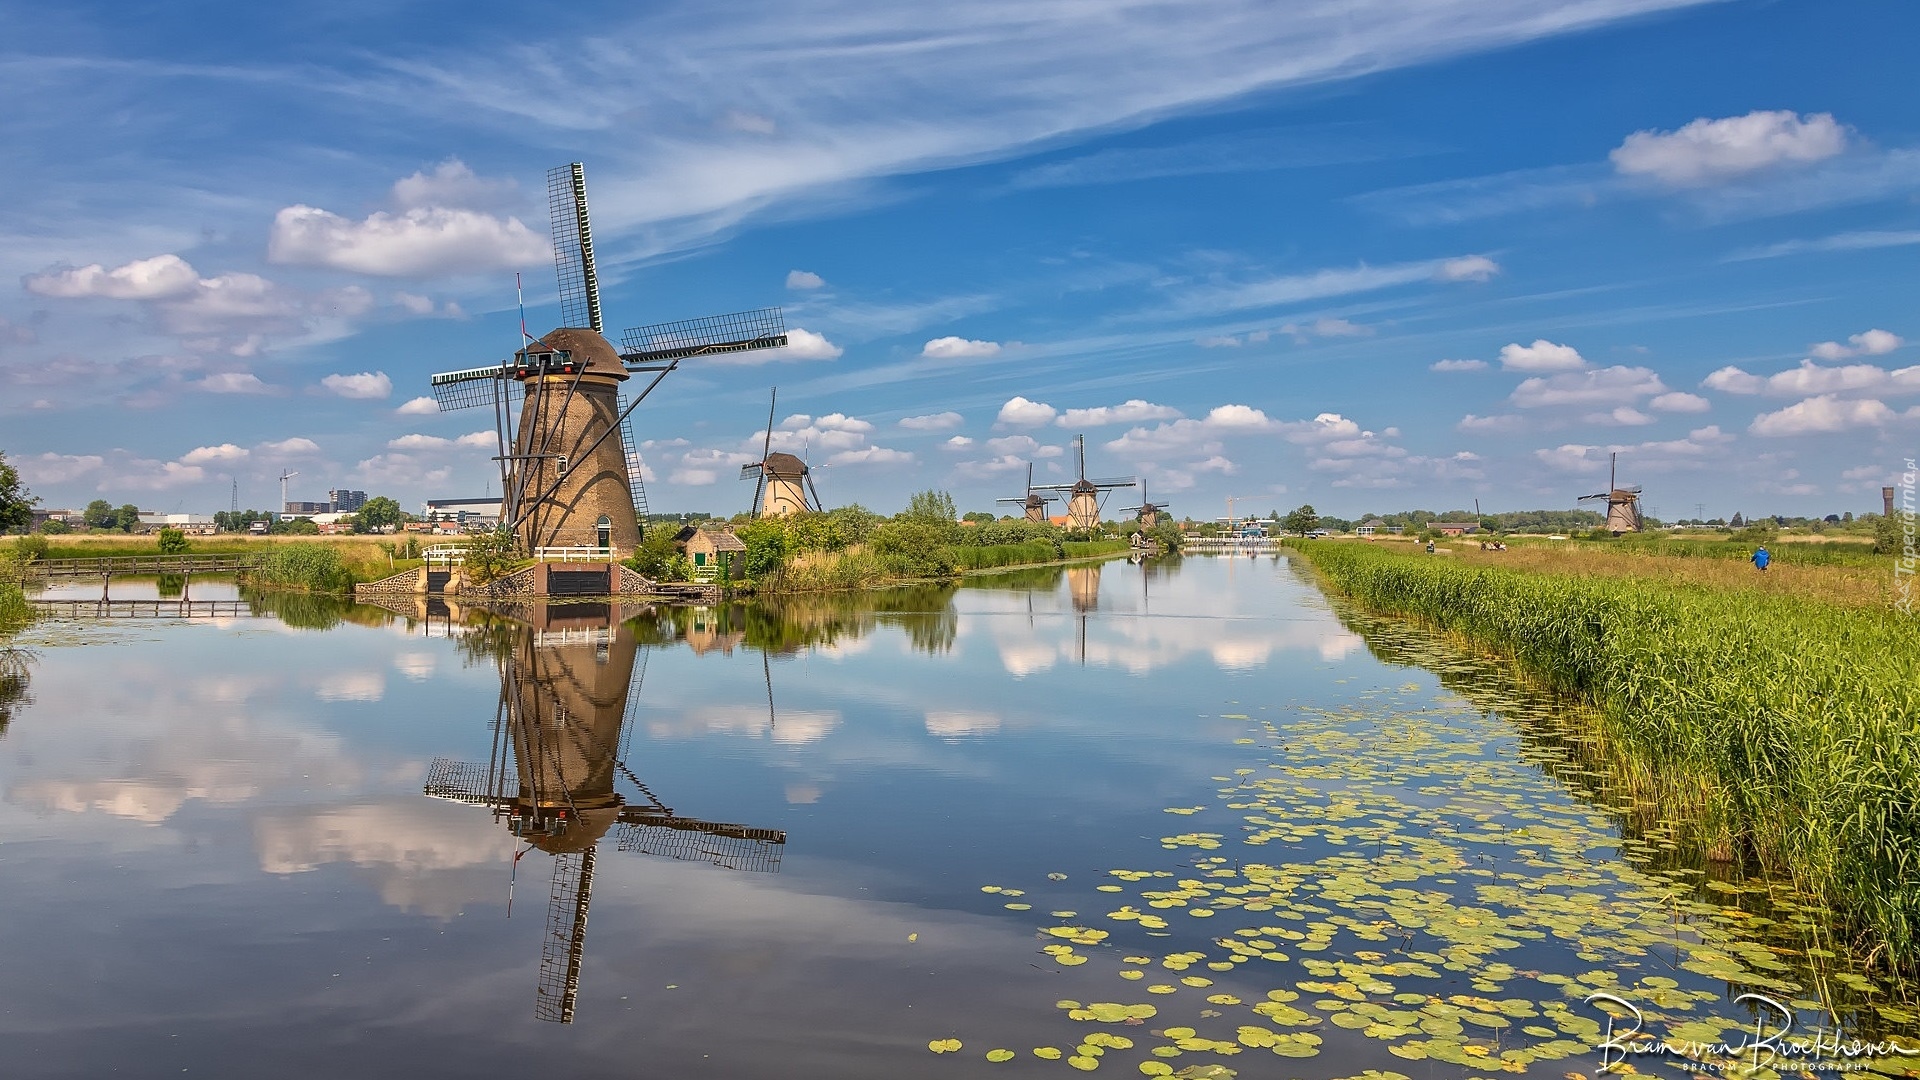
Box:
1, 555, 1913, 1078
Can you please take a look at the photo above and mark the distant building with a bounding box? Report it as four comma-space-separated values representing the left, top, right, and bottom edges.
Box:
330, 489, 368, 513
680, 526, 747, 582
1356, 518, 1387, 536
30, 508, 77, 530
423, 498, 502, 527
284, 500, 329, 515
1436, 524, 1478, 537
136, 513, 218, 535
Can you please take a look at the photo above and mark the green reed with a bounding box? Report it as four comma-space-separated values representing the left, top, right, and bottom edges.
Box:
1285, 540, 1920, 973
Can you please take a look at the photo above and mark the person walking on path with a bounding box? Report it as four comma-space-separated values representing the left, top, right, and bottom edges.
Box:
1752, 545, 1770, 571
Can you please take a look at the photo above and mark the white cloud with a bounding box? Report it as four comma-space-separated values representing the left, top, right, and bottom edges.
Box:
1649, 391, 1711, 412
1809, 328, 1903, 360
1457, 413, 1524, 433
456, 431, 495, 448
121, 459, 207, 490
786, 269, 826, 289
922, 336, 1001, 358
320, 371, 392, 400
899, 411, 963, 431
1435, 255, 1501, 282
1611, 110, 1848, 187
1583, 406, 1655, 426
953, 454, 1033, 479
778, 327, 843, 361
1704, 358, 1920, 398
390, 159, 516, 211
194, 372, 276, 395
1749, 394, 1901, 437
1534, 425, 1735, 472
1498, 339, 1587, 372
1197, 334, 1244, 348
723, 109, 778, 135
1172, 255, 1493, 315
1511, 365, 1666, 408
180, 443, 249, 466
19, 452, 104, 484
828, 446, 914, 466
24, 253, 200, 300
395, 396, 440, 416
944, 435, 974, 448
1204, 404, 1277, 430
392, 291, 463, 318
1430, 358, 1488, 373
1056, 400, 1182, 427
997, 396, 1057, 427
259, 437, 321, 455
267, 204, 548, 277
387, 433, 452, 450
984, 434, 1062, 458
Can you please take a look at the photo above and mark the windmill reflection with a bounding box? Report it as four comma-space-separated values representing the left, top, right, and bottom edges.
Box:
425, 602, 785, 1024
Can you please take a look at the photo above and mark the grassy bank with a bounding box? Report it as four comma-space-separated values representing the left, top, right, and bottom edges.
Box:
1285, 539, 1920, 972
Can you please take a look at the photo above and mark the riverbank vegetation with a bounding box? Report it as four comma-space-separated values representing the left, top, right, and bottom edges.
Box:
628, 491, 1175, 592
1284, 538, 1920, 973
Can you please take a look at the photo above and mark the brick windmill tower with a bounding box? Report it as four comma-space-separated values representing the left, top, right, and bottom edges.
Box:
1579, 452, 1643, 536
996, 462, 1056, 523
431, 163, 790, 555
1038, 435, 1134, 531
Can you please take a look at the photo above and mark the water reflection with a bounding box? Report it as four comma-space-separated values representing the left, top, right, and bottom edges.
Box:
424, 603, 787, 1023
0, 646, 31, 735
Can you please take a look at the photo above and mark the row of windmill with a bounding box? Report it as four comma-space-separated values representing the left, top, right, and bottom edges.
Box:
427, 162, 1164, 550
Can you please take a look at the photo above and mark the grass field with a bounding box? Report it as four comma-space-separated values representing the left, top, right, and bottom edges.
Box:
1286, 538, 1920, 974
2, 533, 418, 590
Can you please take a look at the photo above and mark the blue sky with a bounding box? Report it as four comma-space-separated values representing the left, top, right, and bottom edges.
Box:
3, 0, 1916, 521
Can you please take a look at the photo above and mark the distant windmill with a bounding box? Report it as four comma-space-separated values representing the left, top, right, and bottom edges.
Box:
1035, 435, 1135, 531
1118, 480, 1170, 528
1579, 452, 1643, 535
425, 611, 784, 1024
739, 388, 823, 517
429, 162, 789, 553
996, 462, 1057, 523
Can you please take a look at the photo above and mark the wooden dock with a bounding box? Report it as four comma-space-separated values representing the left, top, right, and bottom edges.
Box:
29, 599, 257, 620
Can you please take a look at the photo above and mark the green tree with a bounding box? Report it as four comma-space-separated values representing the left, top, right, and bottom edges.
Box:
735, 518, 790, 578
356, 496, 403, 533
115, 504, 142, 532
83, 499, 116, 530
0, 451, 36, 534
463, 528, 522, 584
1872, 513, 1906, 555
156, 527, 189, 555
1282, 504, 1319, 536
904, 489, 957, 524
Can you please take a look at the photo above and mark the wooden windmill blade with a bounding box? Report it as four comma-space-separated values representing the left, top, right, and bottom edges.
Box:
534, 848, 594, 1024
547, 163, 603, 333
429, 362, 521, 411
618, 308, 787, 367
613, 811, 788, 873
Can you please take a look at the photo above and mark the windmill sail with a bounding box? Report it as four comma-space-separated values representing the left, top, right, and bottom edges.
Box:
547, 164, 602, 333
621, 309, 787, 366
616, 389, 651, 521
429, 363, 523, 411
535, 849, 594, 1024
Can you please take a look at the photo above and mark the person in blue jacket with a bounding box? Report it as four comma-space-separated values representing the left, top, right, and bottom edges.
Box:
1752, 545, 1770, 571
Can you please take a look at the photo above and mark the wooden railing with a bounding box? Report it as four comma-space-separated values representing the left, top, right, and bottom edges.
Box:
26, 553, 267, 579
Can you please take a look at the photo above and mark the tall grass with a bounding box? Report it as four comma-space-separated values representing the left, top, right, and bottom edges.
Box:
1286, 540, 1920, 972
249, 543, 354, 593
950, 541, 1062, 571
0, 556, 30, 636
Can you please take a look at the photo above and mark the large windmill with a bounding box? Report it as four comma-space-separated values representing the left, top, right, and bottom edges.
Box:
429, 163, 789, 554
1036, 435, 1135, 531
739, 388, 823, 517
425, 609, 785, 1023
1118, 480, 1170, 528
1579, 452, 1643, 536
996, 462, 1057, 523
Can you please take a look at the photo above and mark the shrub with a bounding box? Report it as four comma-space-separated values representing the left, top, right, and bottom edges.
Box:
15, 534, 48, 563
156, 527, 189, 555
1873, 513, 1907, 556
463, 529, 521, 584
38, 519, 70, 535
870, 520, 956, 578
735, 519, 790, 578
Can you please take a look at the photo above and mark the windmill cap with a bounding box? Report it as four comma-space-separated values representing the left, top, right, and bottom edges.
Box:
520, 327, 628, 381
762, 451, 808, 478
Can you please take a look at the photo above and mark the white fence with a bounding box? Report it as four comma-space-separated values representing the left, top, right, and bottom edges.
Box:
534, 546, 615, 563
423, 545, 466, 566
